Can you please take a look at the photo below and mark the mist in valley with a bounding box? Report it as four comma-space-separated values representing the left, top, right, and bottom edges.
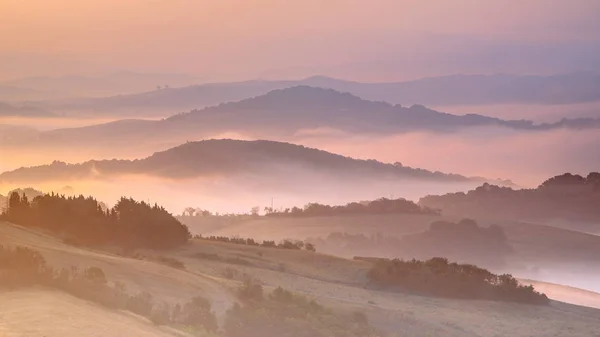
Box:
2, 1, 600, 336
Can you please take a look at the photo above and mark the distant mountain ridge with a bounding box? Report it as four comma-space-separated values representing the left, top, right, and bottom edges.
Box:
6, 86, 600, 148
34, 72, 600, 114
0, 102, 54, 117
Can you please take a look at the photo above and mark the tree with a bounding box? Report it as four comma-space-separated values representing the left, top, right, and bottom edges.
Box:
183, 207, 196, 217
250, 206, 260, 216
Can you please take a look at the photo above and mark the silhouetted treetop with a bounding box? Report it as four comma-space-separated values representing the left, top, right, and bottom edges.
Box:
267, 196, 439, 217
1, 192, 189, 249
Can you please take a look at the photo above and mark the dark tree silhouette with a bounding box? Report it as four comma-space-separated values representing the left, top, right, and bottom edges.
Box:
2, 192, 190, 249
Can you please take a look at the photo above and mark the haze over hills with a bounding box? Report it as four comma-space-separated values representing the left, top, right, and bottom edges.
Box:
1, 72, 202, 99
32, 72, 600, 116
0, 139, 500, 184
0, 139, 514, 214
0, 102, 54, 118
6, 86, 600, 149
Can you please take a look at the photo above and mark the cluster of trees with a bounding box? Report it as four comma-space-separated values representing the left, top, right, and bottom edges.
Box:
266, 197, 440, 218
0, 187, 44, 212
197, 235, 316, 252
225, 281, 382, 337
366, 257, 549, 305
399, 219, 512, 267
420, 172, 600, 223
1, 192, 190, 249
307, 219, 511, 267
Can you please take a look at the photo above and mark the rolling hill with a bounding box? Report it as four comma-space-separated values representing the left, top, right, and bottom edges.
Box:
7, 86, 600, 149
418, 173, 600, 229
1, 220, 599, 336
0, 139, 495, 184
0, 102, 54, 117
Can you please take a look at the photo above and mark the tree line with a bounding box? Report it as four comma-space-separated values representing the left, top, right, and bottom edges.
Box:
265, 197, 440, 218
366, 257, 549, 305
1, 192, 190, 249
196, 235, 316, 252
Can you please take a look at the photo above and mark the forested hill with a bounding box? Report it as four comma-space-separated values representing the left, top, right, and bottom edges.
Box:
0, 139, 497, 184
419, 173, 600, 223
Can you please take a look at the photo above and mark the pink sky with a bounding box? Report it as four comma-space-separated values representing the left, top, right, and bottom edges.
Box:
1, 0, 599, 80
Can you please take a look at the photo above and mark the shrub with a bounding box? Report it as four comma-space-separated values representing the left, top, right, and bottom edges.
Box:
237, 279, 264, 301
150, 302, 172, 326
224, 287, 382, 337
127, 291, 155, 317
153, 256, 186, 270
173, 296, 218, 333
84, 267, 107, 285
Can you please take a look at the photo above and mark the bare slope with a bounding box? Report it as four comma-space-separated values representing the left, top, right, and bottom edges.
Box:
191, 213, 600, 291
0, 221, 236, 323
173, 238, 600, 337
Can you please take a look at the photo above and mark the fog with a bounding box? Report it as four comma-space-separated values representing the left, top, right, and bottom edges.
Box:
292, 127, 600, 187
2, 124, 599, 188
431, 101, 600, 123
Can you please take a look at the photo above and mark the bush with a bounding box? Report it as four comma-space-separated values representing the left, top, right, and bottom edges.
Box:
237, 279, 264, 301
173, 296, 218, 333
84, 267, 107, 284
224, 286, 382, 337
127, 291, 155, 317
153, 256, 186, 270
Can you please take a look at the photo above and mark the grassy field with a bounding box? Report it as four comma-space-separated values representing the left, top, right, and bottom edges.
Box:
1, 220, 600, 336
188, 214, 600, 290
0, 289, 186, 337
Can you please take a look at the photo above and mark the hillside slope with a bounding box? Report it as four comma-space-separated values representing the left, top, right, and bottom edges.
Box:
0, 289, 184, 337
0, 139, 497, 185
1, 221, 599, 336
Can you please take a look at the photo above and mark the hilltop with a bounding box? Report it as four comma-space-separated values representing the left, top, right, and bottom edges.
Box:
0, 139, 496, 185
33, 72, 600, 114
6, 86, 600, 149
419, 172, 600, 228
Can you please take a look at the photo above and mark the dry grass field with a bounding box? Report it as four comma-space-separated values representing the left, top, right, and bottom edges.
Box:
193, 214, 600, 290
1, 220, 600, 337
0, 289, 186, 337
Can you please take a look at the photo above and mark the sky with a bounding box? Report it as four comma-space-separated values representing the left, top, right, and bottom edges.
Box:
1, 0, 599, 81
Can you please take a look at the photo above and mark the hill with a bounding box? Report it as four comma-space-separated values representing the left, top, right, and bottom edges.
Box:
184, 212, 600, 293
35, 72, 600, 114
0, 102, 54, 117
9, 86, 600, 149
0, 139, 496, 183
418, 172, 600, 228
1, 220, 599, 336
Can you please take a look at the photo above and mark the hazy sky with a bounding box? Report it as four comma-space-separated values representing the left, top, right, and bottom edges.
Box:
1, 0, 599, 80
